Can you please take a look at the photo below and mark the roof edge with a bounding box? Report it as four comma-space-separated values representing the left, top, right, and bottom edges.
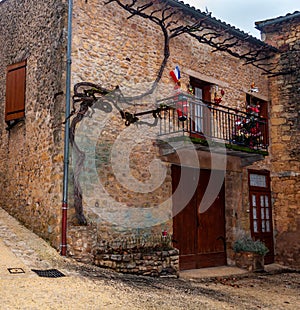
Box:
255, 11, 300, 30
167, 0, 276, 51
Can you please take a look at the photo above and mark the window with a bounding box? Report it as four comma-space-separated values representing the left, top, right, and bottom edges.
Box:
189, 77, 212, 134
5, 60, 26, 123
246, 93, 269, 145
249, 173, 267, 188
248, 169, 274, 263
246, 94, 268, 117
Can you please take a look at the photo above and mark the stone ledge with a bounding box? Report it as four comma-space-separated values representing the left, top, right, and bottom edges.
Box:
94, 249, 179, 277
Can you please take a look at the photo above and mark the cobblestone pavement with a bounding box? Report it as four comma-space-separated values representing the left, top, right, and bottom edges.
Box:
0, 207, 299, 310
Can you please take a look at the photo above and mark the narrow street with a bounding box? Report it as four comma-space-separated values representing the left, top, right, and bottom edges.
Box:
0, 208, 299, 310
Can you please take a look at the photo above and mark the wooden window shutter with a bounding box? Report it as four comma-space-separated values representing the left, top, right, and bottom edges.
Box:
5, 60, 26, 122
202, 85, 212, 102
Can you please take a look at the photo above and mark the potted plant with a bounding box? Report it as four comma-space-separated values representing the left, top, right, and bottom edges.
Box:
233, 235, 269, 272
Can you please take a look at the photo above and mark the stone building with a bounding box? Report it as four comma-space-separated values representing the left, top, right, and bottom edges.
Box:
0, 0, 299, 274
255, 12, 300, 268
0, 0, 67, 248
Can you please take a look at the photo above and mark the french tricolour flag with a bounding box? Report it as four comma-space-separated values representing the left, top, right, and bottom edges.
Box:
170, 66, 181, 83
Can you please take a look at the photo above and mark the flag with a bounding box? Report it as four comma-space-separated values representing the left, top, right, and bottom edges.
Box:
170, 66, 181, 83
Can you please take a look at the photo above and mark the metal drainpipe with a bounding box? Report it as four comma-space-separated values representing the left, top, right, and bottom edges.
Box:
61, 0, 73, 256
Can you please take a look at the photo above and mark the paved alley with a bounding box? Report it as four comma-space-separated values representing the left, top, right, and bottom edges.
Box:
0, 207, 299, 310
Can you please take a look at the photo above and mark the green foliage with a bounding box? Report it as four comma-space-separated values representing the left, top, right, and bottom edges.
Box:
233, 236, 269, 256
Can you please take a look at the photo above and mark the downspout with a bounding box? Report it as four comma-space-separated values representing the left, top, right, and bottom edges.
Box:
61, 0, 73, 256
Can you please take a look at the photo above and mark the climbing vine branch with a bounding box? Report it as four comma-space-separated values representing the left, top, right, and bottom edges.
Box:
70, 0, 290, 224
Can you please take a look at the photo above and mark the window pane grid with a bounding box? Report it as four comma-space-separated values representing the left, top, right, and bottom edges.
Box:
250, 173, 267, 188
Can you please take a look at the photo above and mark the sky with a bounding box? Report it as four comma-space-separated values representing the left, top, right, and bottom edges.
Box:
0, 0, 297, 37
184, 0, 299, 38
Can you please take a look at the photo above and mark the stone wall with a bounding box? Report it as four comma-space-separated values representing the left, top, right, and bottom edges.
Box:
257, 14, 300, 268
1, 0, 282, 269
67, 223, 179, 277
224, 169, 245, 265
0, 0, 67, 248
67, 224, 98, 264
69, 0, 271, 255
71, 0, 269, 106
94, 249, 179, 277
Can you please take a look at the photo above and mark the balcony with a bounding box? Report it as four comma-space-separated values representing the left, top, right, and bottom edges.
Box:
156, 94, 268, 164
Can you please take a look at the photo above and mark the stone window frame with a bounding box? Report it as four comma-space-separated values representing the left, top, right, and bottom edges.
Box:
5, 60, 26, 126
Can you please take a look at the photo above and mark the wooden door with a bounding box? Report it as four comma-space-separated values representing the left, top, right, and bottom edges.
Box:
248, 170, 274, 264
196, 169, 227, 267
172, 165, 226, 270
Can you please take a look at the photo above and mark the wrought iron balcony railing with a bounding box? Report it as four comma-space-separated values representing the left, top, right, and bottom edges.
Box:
157, 94, 268, 152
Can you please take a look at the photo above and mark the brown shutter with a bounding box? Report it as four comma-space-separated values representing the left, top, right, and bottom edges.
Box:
5, 60, 26, 122
202, 85, 212, 102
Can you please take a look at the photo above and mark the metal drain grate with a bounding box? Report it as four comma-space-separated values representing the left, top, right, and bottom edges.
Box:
31, 269, 65, 278
8, 268, 25, 274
